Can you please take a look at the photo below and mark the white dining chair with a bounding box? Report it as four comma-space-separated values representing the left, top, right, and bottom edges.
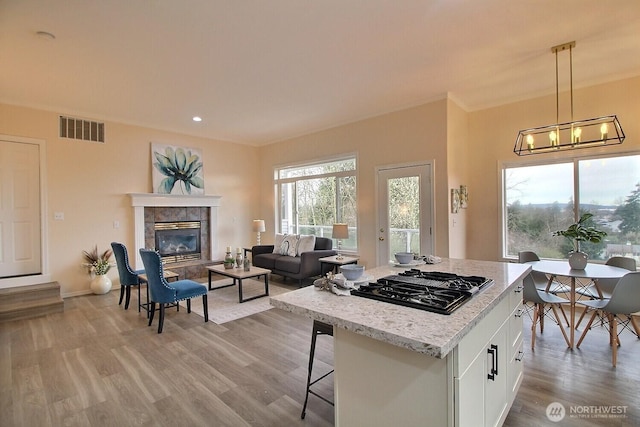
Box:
518, 251, 570, 328
577, 256, 636, 299
518, 251, 571, 294
576, 272, 640, 367
523, 273, 570, 349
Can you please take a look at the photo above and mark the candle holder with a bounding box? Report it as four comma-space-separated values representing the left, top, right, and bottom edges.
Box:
224, 249, 234, 269
235, 249, 243, 269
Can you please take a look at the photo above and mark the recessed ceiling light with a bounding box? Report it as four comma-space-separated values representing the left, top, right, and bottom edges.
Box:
192, 116, 202, 122
36, 31, 56, 41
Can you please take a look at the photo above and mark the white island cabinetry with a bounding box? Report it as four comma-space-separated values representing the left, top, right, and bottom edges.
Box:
270, 258, 530, 427
455, 279, 524, 427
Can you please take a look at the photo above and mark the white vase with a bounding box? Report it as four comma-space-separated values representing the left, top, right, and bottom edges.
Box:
568, 251, 588, 270
91, 274, 112, 294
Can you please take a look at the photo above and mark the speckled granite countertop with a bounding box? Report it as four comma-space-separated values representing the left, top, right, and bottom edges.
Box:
270, 258, 531, 359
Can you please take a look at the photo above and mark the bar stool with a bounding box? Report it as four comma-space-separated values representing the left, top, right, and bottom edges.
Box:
301, 320, 334, 419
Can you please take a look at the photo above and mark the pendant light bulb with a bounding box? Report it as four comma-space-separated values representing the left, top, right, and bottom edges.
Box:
572, 127, 582, 144
600, 123, 609, 141
526, 134, 534, 151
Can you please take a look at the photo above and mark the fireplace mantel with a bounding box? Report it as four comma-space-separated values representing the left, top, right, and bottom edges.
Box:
128, 193, 222, 269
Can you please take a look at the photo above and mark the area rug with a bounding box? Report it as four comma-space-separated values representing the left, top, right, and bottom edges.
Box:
179, 278, 295, 324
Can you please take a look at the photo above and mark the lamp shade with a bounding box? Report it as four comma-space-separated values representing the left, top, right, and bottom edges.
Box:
252, 219, 266, 233
332, 223, 349, 239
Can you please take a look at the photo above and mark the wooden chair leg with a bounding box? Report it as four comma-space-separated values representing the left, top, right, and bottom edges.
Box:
551, 305, 570, 347
558, 304, 570, 328
158, 304, 165, 334
148, 302, 156, 326
611, 314, 618, 367
124, 286, 132, 309
576, 310, 598, 347
187, 299, 192, 313
203, 295, 209, 322
630, 315, 640, 338
531, 304, 540, 349
575, 305, 589, 329
118, 286, 125, 305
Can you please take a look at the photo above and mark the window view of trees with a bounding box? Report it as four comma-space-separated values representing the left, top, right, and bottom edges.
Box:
388, 176, 420, 255
504, 154, 640, 263
276, 158, 357, 251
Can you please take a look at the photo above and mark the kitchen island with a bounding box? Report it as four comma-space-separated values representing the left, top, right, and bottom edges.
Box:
270, 258, 531, 427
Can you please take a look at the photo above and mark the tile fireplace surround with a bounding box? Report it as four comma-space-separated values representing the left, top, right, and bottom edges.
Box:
129, 193, 221, 279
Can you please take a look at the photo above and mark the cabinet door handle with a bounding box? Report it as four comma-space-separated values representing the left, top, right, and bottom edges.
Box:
487, 344, 498, 380
515, 308, 525, 318
514, 285, 523, 293
516, 350, 524, 362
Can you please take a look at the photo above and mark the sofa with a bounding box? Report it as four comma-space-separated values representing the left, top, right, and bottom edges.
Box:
252, 234, 336, 285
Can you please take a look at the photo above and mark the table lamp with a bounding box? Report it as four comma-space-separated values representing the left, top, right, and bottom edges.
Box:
332, 223, 349, 260
252, 219, 266, 245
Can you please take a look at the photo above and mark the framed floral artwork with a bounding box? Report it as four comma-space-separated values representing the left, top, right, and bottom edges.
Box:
151, 143, 204, 195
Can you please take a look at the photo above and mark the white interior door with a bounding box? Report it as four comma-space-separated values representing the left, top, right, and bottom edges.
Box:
376, 163, 433, 266
0, 140, 41, 277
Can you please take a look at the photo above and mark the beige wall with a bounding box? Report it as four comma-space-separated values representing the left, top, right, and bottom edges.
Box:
0, 104, 260, 296
2, 75, 638, 295
255, 99, 452, 269
466, 75, 640, 261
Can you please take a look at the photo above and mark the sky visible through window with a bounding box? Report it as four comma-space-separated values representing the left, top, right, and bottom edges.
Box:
507, 156, 640, 206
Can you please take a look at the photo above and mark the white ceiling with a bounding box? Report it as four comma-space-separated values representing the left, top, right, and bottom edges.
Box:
1, 0, 640, 146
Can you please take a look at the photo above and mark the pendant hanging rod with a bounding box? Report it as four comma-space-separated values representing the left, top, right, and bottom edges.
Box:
552, 41, 576, 124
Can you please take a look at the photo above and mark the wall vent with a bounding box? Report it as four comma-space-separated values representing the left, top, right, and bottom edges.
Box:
59, 116, 105, 143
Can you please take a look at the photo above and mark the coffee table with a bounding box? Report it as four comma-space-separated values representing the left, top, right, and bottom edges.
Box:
206, 264, 271, 303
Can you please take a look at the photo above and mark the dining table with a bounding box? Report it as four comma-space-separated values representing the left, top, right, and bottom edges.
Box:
526, 260, 630, 348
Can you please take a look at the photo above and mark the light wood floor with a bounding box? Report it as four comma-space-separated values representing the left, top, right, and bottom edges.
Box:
2, 281, 639, 426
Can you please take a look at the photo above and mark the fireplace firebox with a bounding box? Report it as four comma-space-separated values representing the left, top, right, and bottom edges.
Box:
155, 221, 201, 263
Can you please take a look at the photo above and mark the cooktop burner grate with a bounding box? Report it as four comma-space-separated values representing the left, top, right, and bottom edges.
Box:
351, 270, 493, 315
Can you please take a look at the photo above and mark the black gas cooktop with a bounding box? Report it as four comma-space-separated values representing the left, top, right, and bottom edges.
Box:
351, 270, 493, 315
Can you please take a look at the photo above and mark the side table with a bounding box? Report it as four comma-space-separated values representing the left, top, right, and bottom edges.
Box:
318, 255, 360, 274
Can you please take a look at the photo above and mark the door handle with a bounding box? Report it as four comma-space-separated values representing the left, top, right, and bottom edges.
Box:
379, 237, 385, 241
487, 344, 498, 380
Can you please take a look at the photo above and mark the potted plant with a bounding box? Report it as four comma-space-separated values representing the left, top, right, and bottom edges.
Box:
552, 212, 606, 269
82, 245, 114, 294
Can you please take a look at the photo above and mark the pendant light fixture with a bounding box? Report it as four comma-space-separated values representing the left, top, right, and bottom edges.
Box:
514, 41, 625, 156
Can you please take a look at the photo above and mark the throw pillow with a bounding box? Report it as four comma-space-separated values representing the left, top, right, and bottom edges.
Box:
296, 234, 316, 256
279, 234, 299, 257
272, 233, 286, 254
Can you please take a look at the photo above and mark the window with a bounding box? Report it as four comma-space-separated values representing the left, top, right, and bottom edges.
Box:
502, 153, 640, 263
275, 157, 357, 252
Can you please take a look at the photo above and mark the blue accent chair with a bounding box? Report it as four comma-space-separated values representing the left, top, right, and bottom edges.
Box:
139, 248, 209, 333
111, 242, 145, 310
